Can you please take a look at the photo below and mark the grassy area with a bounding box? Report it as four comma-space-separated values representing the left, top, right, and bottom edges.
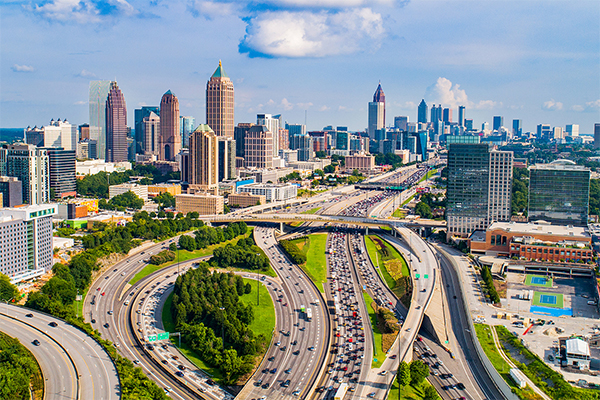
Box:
401, 194, 416, 207
392, 208, 406, 218
239, 278, 276, 341
389, 377, 437, 400
75, 285, 89, 317
417, 168, 437, 184
365, 235, 411, 306
291, 234, 328, 293
301, 207, 321, 214
363, 291, 384, 368
129, 230, 255, 285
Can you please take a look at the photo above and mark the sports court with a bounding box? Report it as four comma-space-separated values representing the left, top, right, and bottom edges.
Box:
532, 291, 563, 308
525, 274, 553, 288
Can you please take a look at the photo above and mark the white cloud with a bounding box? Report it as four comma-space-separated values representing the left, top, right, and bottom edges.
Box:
281, 98, 293, 110
542, 99, 563, 111
338, 106, 347, 111
28, 0, 135, 23
76, 69, 97, 78
74, 100, 88, 105
188, 1, 240, 18
571, 100, 600, 112
319, 105, 330, 111
266, 0, 389, 7
240, 8, 384, 57
296, 102, 313, 109
11, 64, 35, 72
472, 100, 501, 110
426, 77, 500, 111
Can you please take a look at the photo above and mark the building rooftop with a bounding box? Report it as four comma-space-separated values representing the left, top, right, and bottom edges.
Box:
566, 338, 590, 356
530, 160, 589, 172
487, 221, 590, 239
211, 60, 229, 79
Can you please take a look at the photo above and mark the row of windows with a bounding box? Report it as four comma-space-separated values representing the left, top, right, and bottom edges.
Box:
511, 246, 592, 257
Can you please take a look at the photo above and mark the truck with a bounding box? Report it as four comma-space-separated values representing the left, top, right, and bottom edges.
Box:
334, 383, 349, 400
306, 308, 313, 321
300, 304, 306, 313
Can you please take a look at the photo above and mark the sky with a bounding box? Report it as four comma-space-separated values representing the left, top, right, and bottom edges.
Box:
1, 0, 599, 134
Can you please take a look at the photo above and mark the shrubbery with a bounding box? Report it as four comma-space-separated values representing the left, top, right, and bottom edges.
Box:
279, 238, 307, 264
211, 236, 270, 272
149, 250, 176, 265
480, 265, 501, 304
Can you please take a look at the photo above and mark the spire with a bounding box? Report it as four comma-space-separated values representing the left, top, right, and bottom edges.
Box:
211, 60, 229, 79
164, 89, 173, 96
373, 82, 385, 103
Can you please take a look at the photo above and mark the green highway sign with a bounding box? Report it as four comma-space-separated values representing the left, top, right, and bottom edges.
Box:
424, 274, 429, 279
158, 332, 169, 341
445, 340, 449, 344
148, 335, 157, 342
416, 274, 420, 279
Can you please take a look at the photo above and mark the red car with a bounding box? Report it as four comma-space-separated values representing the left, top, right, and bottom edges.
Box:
97, 287, 101, 291
283, 303, 287, 306
101, 292, 106, 296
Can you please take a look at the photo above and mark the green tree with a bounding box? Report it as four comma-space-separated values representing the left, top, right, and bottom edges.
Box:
324, 164, 335, 174
409, 360, 429, 386
423, 384, 440, 400
315, 151, 327, 159
415, 201, 433, 218
169, 242, 177, 252
398, 361, 411, 386
0, 273, 19, 301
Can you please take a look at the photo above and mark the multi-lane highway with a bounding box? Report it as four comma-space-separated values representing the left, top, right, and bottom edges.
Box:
0, 304, 119, 400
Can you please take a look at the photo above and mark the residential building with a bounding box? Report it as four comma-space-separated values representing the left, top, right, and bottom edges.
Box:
89, 80, 113, 160
0, 177, 22, 207
595, 123, 600, 149
279, 149, 298, 164
218, 136, 236, 182
228, 192, 265, 207
159, 90, 181, 161
234, 123, 254, 158
278, 128, 289, 151
493, 116, 504, 131
47, 148, 76, 198
565, 124, 579, 137
244, 126, 273, 169
24, 126, 44, 147
105, 82, 127, 162
108, 183, 149, 201
147, 183, 181, 198
528, 160, 590, 226
346, 154, 375, 171
0, 144, 49, 205
257, 114, 280, 157
134, 106, 160, 154
206, 60, 234, 139
417, 99, 428, 124
286, 123, 306, 137
188, 124, 219, 190
141, 111, 160, 156
180, 116, 196, 147
175, 193, 224, 215
0, 204, 56, 283
41, 119, 77, 151
290, 134, 312, 161
458, 106, 465, 127
77, 139, 97, 159
368, 83, 385, 140
238, 183, 297, 202
446, 143, 513, 238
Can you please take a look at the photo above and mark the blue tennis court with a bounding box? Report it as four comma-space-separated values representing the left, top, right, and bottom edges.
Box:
532, 277, 548, 285
539, 294, 557, 305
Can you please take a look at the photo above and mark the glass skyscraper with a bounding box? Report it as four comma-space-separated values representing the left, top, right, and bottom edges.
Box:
105, 82, 127, 162
89, 80, 113, 160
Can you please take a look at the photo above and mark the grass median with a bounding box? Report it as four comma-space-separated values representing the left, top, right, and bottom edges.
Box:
365, 235, 411, 306
363, 291, 384, 368
289, 234, 328, 293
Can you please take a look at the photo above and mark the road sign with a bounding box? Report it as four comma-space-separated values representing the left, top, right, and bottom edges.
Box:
416, 274, 420, 279
445, 340, 449, 344
158, 332, 169, 341
147, 334, 157, 342
424, 274, 429, 279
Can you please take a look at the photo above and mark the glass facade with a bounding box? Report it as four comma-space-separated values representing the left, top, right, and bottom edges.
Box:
447, 143, 490, 220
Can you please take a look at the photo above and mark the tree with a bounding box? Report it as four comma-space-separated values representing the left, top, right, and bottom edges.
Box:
324, 164, 335, 174
315, 151, 327, 159
409, 360, 429, 386
169, 242, 177, 252
398, 361, 411, 386
0, 273, 18, 301
415, 201, 433, 219
423, 385, 440, 400
244, 283, 252, 294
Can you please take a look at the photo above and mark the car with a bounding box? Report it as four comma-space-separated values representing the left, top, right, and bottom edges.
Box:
32, 339, 40, 346
171, 355, 179, 360
308, 346, 315, 351
255, 379, 263, 386
175, 371, 184, 377
91, 319, 96, 323
49, 321, 58, 327
164, 386, 172, 393
108, 310, 113, 315
316, 386, 326, 393
270, 368, 277, 374
293, 350, 300, 355
147, 344, 154, 351
162, 344, 168, 349
368, 392, 376, 398
206, 379, 215, 386
282, 379, 290, 387
161, 359, 168, 364
101, 292, 105, 296
380, 370, 387, 376
456, 383, 465, 390
292, 390, 300, 396
285, 368, 291, 374
275, 341, 281, 346
133, 359, 140, 364
105, 276, 109, 279
25, 313, 33, 318
261, 382, 270, 389
390, 354, 397, 359
268, 356, 275, 362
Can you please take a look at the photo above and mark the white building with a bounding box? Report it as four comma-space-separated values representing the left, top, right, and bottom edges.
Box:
0, 204, 56, 283
108, 183, 148, 201
257, 114, 280, 158
565, 124, 579, 137
566, 338, 590, 370
76, 159, 132, 176
43, 119, 77, 151
238, 183, 297, 202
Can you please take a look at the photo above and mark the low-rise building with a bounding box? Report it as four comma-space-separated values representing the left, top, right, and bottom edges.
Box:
565, 338, 590, 370
175, 193, 224, 215
148, 183, 181, 198
229, 192, 266, 208
108, 183, 149, 201
470, 221, 593, 263
346, 154, 375, 171
86, 212, 133, 228
0, 176, 22, 207
238, 183, 297, 202
76, 159, 131, 176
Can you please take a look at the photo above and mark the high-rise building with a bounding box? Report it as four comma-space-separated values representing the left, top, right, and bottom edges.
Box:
244, 126, 273, 169
105, 82, 127, 162
180, 116, 196, 148
134, 106, 159, 154
493, 116, 504, 131
142, 112, 160, 156
512, 119, 522, 137
595, 123, 600, 149
565, 124, 579, 137
0, 177, 22, 207
188, 124, 218, 190
0, 144, 49, 205
368, 83, 385, 139
79, 124, 90, 140
442, 108, 452, 123
290, 134, 312, 161
286, 123, 306, 137
217, 137, 236, 182
0, 204, 56, 283
278, 128, 289, 152
257, 114, 280, 157
536, 124, 552, 141
446, 143, 513, 238
159, 90, 181, 161
41, 119, 77, 151
528, 160, 590, 226
458, 106, 465, 127
47, 148, 76, 199
465, 119, 474, 131
417, 99, 428, 124
206, 61, 234, 139
89, 80, 113, 160
234, 123, 254, 158
394, 116, 408, 131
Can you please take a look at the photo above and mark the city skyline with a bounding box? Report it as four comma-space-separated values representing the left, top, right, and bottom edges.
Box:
1, 1, 599, 133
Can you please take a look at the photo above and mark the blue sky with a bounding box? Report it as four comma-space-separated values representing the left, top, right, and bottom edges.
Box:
1, 0, 599, 134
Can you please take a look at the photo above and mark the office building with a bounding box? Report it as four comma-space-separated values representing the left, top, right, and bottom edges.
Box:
417, 99, 428, 124
108, 183, 149, 201
257, 114, 280, 157
238, 183, 297, 202
528, 160, 590, 226
175, 193, 224, 215
346, 154, 375, 171
179, 148, 190, 183
287, 123, 307, 137
159, 90, 180, 161
0, 177, 22, 207
218, 137, 236, 182
41, 119, 77, 151
565, 124, 579, 137
493, 116, 504, 131
278, 128, 289, 152
553, 127, 564, 140
244, 126, 273, 169
0, 144, 49, 205
147, 183, 181, 198
206, 60, 234, 139
79, 124, 90, 140
458, 106, 465, 127
228, 192, 265, 208
446, 143, 513, 238
105, 82, 127, 162
368, 84, 385, 140
77, 139, 97, 159
188, 124, 219, 190
24, 126, 44, 147
234, 123, 253, 158
89, 80, 114, 160
512, 119, 522, 137
134, 106, 160, 154
141, 111, 160, 156
442, 108, 452, 123
394, 116, 408, 131
464, 119, 474, 131
595, 124, 600, 149
290, 134, 312, 161
47, 148, 76, 198
180, 116, 196, 147
536, 124, 552, 141
0, 204, 56, 283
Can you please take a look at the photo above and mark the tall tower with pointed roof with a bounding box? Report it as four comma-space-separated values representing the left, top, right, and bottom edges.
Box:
206, 61, 234, 139
159, 90, 180, 161
368, 82, 385, 140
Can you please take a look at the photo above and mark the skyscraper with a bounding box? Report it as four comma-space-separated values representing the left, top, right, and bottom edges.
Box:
159, 90, 181, 161
528, 160, 590, 226
458, 106, 465, 127
512, 119, 522, 137
446, 143, 513, 238
417, 99, 428, 124
89, 81, 113, 160
47, 148, 76, 198
595, 123, 600, 149
188, 124, 218, 190
0, 144, 49, 205
394, 116, 408, 131
142, 112, 160, 156
180, 116, 196, 148
105, 82, 127, 162
442, 108, 452, 123
493, 116, 504, 131
134, 106, 159, 154
257, 114, 280, 157
244, 126, 273, 169
565, 124, 580, 137
206, 61, 234, 139
234, 123, 254, 158
368, 83, 385, 139
217, 137, 236, 182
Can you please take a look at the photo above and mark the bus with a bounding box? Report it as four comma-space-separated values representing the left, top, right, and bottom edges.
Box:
306, 308, 312, 321
300, 305, 306, 313
334, 383, 348, 400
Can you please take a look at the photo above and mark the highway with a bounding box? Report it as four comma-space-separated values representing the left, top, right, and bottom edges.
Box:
0, 304, 119, 400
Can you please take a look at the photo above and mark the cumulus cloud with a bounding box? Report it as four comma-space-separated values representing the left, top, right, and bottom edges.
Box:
571, 100, 600, 112
74, 100, 88, 105
28, 0, 135, 23
188, 1, 240, 18
542, 99, 563, 111
239, 8, 384, 58
472, 100, 501, 110
319, 105, 330, 111
266, 0, 391, 7
296, 102, 313, 109
12, 64, 35, 72
75, 69, 97, 78
425, 77, 499, 110
281, 98, 294, 110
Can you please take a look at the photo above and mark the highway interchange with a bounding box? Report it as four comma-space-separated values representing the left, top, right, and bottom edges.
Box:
1, 161, 507, 400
